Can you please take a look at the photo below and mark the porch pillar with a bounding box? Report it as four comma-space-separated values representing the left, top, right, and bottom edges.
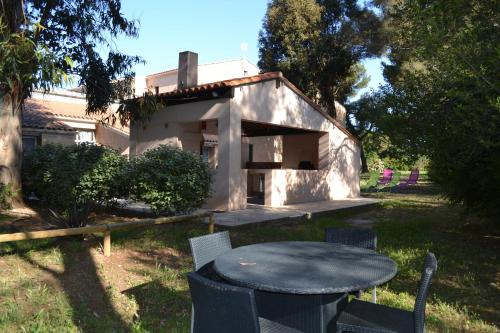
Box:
318, 133, 330, 170
216, 106, 246, 211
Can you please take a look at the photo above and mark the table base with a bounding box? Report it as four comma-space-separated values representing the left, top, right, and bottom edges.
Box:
255, 291, 348, 333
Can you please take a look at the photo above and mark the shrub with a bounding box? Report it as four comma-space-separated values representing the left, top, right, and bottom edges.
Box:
128, 145, 212, 215
23, 143, 126, 227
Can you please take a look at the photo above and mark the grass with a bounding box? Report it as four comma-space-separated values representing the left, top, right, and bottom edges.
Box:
0, 193, 499, 333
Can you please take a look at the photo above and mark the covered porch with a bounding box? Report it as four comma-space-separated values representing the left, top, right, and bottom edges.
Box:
241, 120, 330, 207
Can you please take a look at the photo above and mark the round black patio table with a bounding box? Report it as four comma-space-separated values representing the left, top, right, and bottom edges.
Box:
214, 241, 397, 333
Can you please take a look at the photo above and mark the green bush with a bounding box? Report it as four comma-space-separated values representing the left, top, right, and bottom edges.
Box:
127, 145, 212, 215
23, 144, 126, 227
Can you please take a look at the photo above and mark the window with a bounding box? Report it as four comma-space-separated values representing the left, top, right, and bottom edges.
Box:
259, 174, 264, 193
155, 86, 159, 95
75, 130, 95, 144
22, 136, 38, 155
201, 146, 210, 164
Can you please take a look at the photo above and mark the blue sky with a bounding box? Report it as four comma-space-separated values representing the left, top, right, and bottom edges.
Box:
114, 0, 385, 96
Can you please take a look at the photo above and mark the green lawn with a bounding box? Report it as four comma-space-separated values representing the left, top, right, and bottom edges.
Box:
0, 192, 498, 332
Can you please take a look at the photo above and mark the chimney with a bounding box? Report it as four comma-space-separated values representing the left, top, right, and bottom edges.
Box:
177, 51, 198, 89
334, 101, 347, 127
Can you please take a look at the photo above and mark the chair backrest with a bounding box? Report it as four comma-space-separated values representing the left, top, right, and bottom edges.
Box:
408, 169, 420, 184
325, 228, 377, 250
413, 252, 438, 333
382, 168, 393, 177
188, 272, 260, 333
379, 169, 394, 184
188, 231, 232, 270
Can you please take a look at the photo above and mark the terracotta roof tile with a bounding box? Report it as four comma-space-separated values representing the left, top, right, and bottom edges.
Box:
160, 72, 282, 97
22, 107, 75, 132
23, 98, 130, 134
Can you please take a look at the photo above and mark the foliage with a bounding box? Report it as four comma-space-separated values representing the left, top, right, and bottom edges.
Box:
364, 139, 429, 172
0, 18, 67, 98
0, 1, 141, 116
23, 144, 127, 227
363, 171, 380, 190
375, 0, 500, 215
258, 0, 385, 111
0, 183, 16, 210
346, 93, 388, 171
127, 145, 212, 215
115, 91, 164, 125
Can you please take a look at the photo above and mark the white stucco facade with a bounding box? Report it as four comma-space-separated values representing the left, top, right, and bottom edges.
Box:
130, 75, 360, 212
145, 59, 259, 94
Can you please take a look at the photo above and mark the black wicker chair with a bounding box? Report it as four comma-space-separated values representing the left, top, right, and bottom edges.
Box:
325, 227, 378, 302
189, 231, 232, 271
336, 252, 438, 333
325, 227, 377, 251
188, 231, 232, 332
188, 272, 301, 333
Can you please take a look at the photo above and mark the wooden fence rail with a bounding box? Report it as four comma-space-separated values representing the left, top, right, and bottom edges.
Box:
0, 212, 215, 257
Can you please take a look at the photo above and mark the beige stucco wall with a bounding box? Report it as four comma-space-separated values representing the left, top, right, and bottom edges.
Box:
95, 125, 129, 155
265, 169, 329, 206
130, 98, 243, 211
247, 136, 282, 163
130, 99, 229, 156
282, 133, 320, 169
131, 78, 360, 211
232, 80, 360, 204
41, 132, 76, 145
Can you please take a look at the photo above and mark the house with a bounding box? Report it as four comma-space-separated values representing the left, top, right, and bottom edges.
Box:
130, 51, 360, 211
137, 57, 260, 96
22, 89, 129, 155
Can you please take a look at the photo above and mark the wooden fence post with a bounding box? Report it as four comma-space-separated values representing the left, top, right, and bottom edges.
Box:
103, 230, 111, 257
208, 213, 215, 234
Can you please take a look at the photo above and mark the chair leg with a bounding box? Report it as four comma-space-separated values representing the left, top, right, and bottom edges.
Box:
190, 304, 194, 333
372, 287, 377, 303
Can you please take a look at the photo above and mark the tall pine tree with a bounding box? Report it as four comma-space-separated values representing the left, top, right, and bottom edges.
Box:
258, 0, 385, 113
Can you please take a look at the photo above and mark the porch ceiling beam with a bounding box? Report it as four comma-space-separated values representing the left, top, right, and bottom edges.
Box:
241, 121, 320, 137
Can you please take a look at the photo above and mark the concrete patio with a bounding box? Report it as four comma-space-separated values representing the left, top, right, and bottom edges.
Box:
211, 198, 380, 227
116, 197, 380, 227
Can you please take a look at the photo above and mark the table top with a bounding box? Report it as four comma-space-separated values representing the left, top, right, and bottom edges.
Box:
213, 241, 397, 294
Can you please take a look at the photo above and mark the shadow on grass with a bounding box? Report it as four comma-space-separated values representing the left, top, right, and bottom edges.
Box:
14, 239, 131, 332
124, 280, 191, 333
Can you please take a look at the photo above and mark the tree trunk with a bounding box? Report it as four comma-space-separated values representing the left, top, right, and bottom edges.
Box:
0, 89, 24, 207
360, 142, 369, 173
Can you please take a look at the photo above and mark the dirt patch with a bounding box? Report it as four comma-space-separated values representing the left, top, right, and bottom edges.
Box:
0, 214, 48, 232
95, 246, 185, 292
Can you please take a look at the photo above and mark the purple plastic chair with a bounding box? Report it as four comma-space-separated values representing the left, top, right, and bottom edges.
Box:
397, 169, 420, 189
377, 169, 394, 186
